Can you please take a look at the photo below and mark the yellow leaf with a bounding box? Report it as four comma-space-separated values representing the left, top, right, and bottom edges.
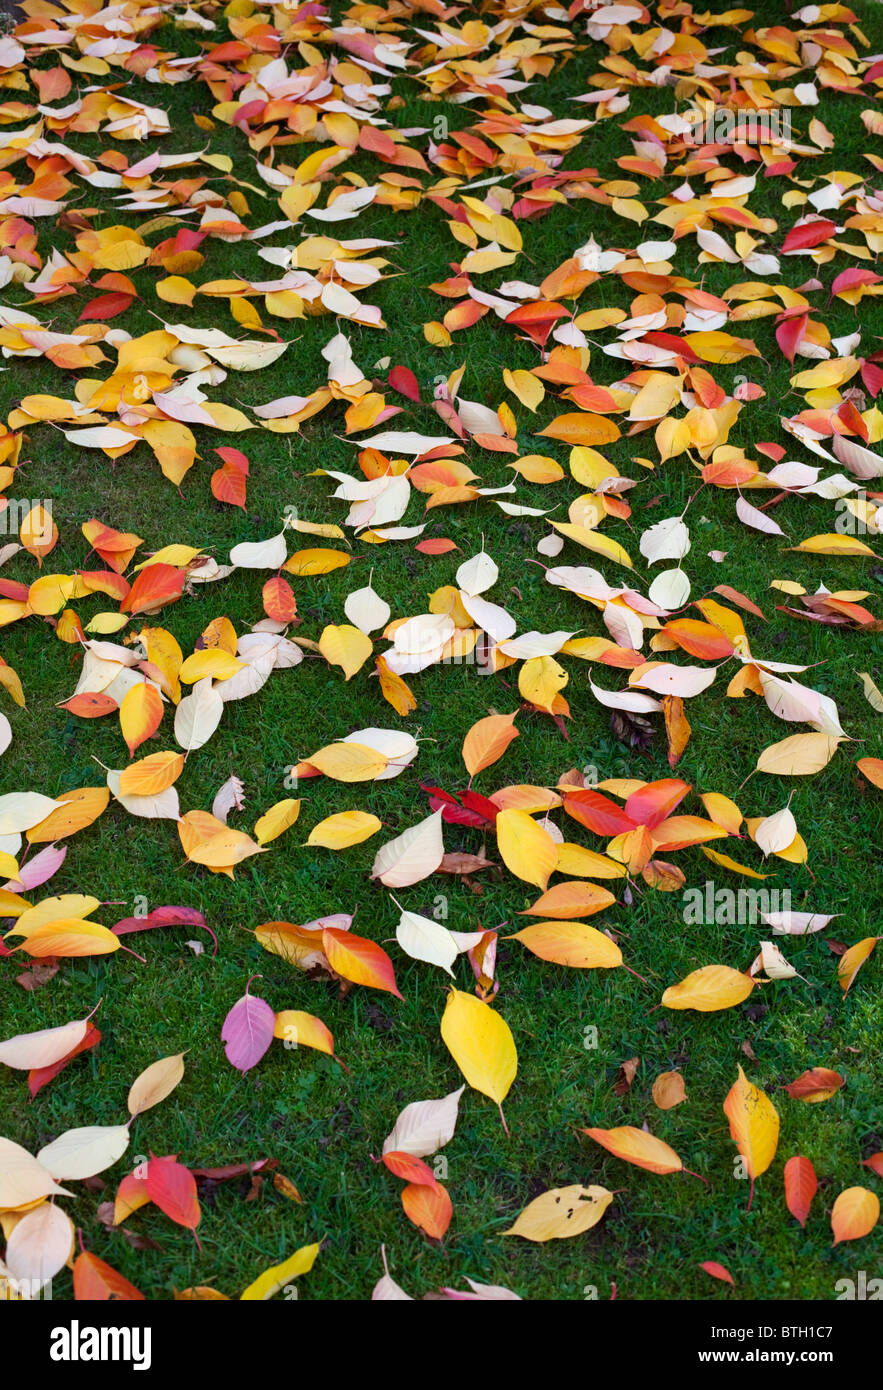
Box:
755, 732, 842, 776
127, 1054, 186, 1117
507, 921, 621, 969
504, 1185, 612, 1241
496, 808, 558, 890
837, 936, 878, 994
518, 655, 568, 714
723, 1066, 779, 1192
581, 1125, 683, 1174
308, 742, 388, 782
661, 964, 755, 1012
179, 649, 244, 683
306, 811, 381, 849
318, 624, 372, 681
253, 799, 301, 846
440, 989, 517, 1112
788, 533, 876, 558
118, 750, 184, 797
503, 368, 544, 412
240, 1241, 320, 1301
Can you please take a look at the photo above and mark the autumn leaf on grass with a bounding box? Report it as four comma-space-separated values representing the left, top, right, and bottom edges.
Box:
440, 988, 516, 1131
495, 808, 558, 890
462, 711, 519, 779
401, 1179, 453, 1241
382, 1087, 464, 1158
273, 1010, 346, 1070
322, 927, 402, 999
782, 1068, 844, 1103
119, 683, 164, 757
699, 1262, 734, 1286
857, 756, 883, 791
580, 1125, 704, 1182
756, 732, 841, 776
253, 798, 301, 846
306, 810, 380, 849
127, 1053, 186, 1116
504, 1185, 613, 1242
837, 937, 879, 994
831, 1188, 880, 1245
0, 1015, 93, 1071
3, 1202, 74, 1292
652, 1071, 687, 1110
372, 809, 444, 888
145, 1155, 201, 1236
506, 921, 622, 971
520, 881, 617, 919
661, 964, 754, 1012
73, 1251, 144, 1301
38, 1124, 130, 1181
723, 1066, 779, 1209
784, 1156, 817, 1227
221, 978, 275, 1073
319, 623, 373, 681
118, 750, 184, 797
240, 1242, 319, 1300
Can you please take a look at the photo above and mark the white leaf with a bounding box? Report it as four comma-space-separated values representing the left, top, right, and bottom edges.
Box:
344, 584, 390, 635
639, 516, 691, 563
372, 810, 444, 888
382, 1085, 465, 1158
174, 677, 224, 751
37, 1124, 130, 1181
229, 531, 288, 569
395, 908, 458, 976
755, 805, 797, 857
736, 496, 784, 536
5, 1202, 74, 1290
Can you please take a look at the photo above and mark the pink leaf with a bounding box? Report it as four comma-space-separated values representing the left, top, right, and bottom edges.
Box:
3, 843, 67, 891
221, 979, 275, 1072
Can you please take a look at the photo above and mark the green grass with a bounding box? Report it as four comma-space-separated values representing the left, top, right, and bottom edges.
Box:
0, 0, 882, 1300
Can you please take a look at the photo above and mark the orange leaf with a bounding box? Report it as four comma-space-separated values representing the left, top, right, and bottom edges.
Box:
119, 683, 164, 757
831, 1187, 880, 1245
581, 1125, 683, 1175
73, 1251, 144, 1301
121, 563, 185, 615
462, 711, 519, 778
322, 928, 403, 999
401, 1180, 452, 1239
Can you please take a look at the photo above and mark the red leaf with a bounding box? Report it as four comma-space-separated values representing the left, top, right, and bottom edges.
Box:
79, 292, 135, 322
388, 365, 421, 402
145, 1154, 201, 1230
784, 1155, 817, 1227
563, 789, 635, 836
382, 1151, 439, 1185
112, 905, 217, 955
782, 219, 836, 253
699, 1261, 734, 1285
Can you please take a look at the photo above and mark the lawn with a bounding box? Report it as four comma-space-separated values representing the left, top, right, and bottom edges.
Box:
0, 0, 881, 1301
